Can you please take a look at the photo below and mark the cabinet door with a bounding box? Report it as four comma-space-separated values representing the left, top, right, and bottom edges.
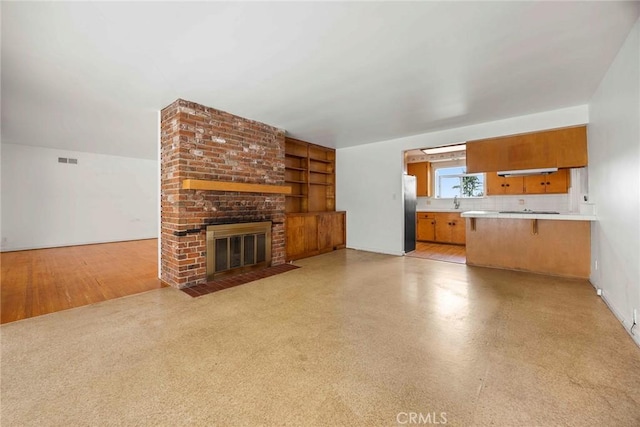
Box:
485, 173, 505, 195
523, 175, 547, 194
466, 140, 505, 173
407, 162, 429, 197
434, 213, 452, 243
486, 173, 523, 195
330, 212, 346, 248
553, 126, 588, 168
286, 215, 318, 260
506, 133, 555, 170
450, 217, 466, 245
523, 169, 569, 194
503, 176, 524, 194
417, 215, 436, 241
543, 169, 569, 193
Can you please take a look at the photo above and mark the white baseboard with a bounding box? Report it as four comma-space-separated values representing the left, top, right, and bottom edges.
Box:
600, 290, 640, 348
1, 236, 158, 252
346, 245, 404, 257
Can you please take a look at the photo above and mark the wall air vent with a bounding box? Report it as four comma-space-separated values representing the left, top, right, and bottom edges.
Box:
58, 157, 68, 163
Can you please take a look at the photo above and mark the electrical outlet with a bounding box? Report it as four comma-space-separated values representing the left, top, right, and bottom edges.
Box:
518, 199, 525, 205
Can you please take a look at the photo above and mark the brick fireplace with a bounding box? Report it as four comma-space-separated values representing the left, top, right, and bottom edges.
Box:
160, 99, 286, 289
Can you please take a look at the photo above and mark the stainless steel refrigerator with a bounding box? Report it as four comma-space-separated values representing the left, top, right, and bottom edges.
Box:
403, 174, 417, 253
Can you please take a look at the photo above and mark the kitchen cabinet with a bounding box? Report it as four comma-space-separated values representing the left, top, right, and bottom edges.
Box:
435, 213, 466, 245
286, 211, 346, 261
416, 213, 436, 241
523, 169, 569, 194
465, 217, 590, 278
485, 173, 524, 195
417, 212, 465, 245
466, 125, 587, 173
407, 162, 431, 197
485, 169, 569, 195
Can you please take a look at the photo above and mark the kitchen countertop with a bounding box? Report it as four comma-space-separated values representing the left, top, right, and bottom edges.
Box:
460, 210, 597, 221
416, 209, 464, 213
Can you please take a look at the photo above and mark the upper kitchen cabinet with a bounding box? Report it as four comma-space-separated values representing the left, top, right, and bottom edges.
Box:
485, 173, 524, 195
407, 162, 431, 197
466, 125, 587, 173
523, 169, 569, 194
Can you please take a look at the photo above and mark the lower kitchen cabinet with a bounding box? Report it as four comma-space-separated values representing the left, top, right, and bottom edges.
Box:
416, 213, 436, 241
286, 211, 346, 261
417, 212, 465, 245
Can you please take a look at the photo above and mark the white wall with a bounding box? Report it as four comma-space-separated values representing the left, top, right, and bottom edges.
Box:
587, 18, 640, 345
1, 143, 158, 251
336, 105, 589, 256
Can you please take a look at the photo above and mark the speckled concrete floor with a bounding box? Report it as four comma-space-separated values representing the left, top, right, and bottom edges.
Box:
2, 249, 639, 426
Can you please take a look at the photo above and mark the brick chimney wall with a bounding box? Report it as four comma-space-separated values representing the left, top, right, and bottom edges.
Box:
160, 99, 286, 289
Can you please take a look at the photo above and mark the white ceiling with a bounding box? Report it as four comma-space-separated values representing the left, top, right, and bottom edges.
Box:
2, 2, 638, 160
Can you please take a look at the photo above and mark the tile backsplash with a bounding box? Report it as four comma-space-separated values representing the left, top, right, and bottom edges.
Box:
418, 194, 570, 212
416, 168, 589, 214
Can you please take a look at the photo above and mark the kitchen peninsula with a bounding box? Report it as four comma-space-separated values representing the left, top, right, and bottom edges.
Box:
461, 211, 596, 278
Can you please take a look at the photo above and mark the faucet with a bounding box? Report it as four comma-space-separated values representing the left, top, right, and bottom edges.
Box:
453, 195, 460, 209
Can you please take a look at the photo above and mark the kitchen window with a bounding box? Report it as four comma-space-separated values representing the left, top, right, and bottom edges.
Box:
435, 166, 484, 198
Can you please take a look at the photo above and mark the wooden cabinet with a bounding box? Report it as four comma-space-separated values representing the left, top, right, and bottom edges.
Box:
466, 125, 587, 173
407, 162, 431, 197
523, 169, 569, 194
485, 169, 569, 195
417, 212, 465, 245
286, 214, 318, 259
435, 213, 466, 245
285, 138, 345, 261
416, 213, 436, 241
285, 211, 346, 261
486, 173, 524, 195
465, 218, 591, 278
285, 137, 335, 213
553, 126, 588, 168
466, 138, 505, 174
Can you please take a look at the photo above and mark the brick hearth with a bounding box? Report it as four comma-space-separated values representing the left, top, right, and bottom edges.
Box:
160, 99, 286, 288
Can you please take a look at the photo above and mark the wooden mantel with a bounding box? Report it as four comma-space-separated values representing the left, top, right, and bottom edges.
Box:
182, 179, 291, 194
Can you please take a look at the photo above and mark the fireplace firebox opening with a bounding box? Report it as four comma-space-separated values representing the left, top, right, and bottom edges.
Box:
206, 222, 272, 280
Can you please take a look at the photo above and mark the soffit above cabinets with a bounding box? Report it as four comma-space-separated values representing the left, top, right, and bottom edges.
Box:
406, 149, 466, 164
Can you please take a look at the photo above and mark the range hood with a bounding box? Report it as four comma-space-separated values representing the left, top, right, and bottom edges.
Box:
497, 167, 558, 177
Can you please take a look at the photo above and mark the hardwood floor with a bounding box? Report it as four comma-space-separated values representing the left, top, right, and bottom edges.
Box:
406, 241, 466, 264
0, 239, 164, 324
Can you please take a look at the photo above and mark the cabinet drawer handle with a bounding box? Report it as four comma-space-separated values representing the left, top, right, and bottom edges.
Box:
546, 182, 551, 185
541, 182, 545, 185
506, 184, 510, 187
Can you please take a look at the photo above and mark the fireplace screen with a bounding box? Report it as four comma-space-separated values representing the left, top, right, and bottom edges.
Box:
206, 222, 271, 280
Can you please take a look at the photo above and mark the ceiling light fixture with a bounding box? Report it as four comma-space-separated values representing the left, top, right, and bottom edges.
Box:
421, 144, 466, 155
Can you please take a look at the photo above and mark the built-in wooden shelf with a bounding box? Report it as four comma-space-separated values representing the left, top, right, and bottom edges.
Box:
285, 137, 335, 213
182, 179, 292, 194
285, 153, 307, 159
310, 158, 332, 164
